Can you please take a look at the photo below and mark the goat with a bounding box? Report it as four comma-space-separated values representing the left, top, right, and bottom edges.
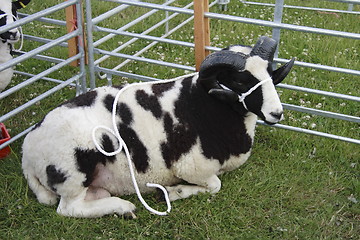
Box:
0, 0, 30, 92
22, 36, 295, 218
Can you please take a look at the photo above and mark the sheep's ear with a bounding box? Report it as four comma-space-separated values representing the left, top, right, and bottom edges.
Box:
272, 58, 295, 85
13, 0, 31, 9
208, 89, 239, 104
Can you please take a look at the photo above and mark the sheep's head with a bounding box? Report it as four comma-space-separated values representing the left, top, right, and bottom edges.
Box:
0, 0, 30, 43
199, 36, 295, 125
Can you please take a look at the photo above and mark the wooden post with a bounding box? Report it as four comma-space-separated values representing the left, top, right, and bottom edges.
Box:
65, 1, 88, 66
193, 0, 210, 71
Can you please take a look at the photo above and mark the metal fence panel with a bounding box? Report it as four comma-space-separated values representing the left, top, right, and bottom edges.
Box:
0, 0, 87, 150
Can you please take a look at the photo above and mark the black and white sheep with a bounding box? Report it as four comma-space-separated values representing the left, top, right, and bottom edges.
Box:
0, 0, 30, 92
22, 36, 295, 218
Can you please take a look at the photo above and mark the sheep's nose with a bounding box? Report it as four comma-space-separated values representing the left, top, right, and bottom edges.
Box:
270, 111, 283, 120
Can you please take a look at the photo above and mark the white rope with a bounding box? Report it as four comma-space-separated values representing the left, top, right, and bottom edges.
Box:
92, 82, 171, 216
220, 77, 272, 110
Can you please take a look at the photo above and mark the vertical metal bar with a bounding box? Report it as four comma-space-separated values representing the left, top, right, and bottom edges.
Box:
165, 0, 169, 34
348, 4, 354, 11
194, 0, 210, 71
85, 0, 96, 89
75, 0, 87, 94
272, 0, 284, 68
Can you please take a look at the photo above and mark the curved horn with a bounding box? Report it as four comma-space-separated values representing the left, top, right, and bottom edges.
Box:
199, 50, 247, 78
272, 58, 295, 85
250, 36, 277, 61
199, 50, 247, 103
13, 0, 31, 9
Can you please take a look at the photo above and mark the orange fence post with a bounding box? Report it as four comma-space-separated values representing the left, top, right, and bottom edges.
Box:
193, 0, 210, 71
65, 1, 87, 66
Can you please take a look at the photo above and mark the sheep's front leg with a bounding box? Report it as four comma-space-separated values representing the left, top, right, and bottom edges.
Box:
166, 175, 221, 201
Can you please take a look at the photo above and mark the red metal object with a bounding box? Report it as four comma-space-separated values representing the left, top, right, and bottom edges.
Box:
0, 123, 11, 159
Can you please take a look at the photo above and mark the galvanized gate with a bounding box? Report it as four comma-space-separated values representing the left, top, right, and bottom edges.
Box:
0, 0, 86, 152
0, 0, 359, 154
84, 0, 360, 144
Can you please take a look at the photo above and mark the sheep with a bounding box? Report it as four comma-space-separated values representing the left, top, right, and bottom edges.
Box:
22, 36, 295, 218
0, 0, 30, 92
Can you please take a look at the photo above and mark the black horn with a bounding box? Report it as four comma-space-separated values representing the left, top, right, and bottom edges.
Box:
250, 36, 277, 61
13, 0, 31, 9
272, 58, 295, 85
199, 50, 247, 79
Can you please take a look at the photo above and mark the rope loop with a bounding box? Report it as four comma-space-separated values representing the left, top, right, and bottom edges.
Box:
92, 83, 171, 216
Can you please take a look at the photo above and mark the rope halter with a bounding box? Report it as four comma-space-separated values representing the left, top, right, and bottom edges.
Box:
220, 77, 273, 111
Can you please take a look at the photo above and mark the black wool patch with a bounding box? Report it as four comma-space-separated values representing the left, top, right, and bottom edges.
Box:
62, 91, 98, 108
31, 117, 45, 131
135, 90, 163, 119
118, 103, 133, 125
103, 94, 116, 113
161, 76, 252, 167
46, 165, 67, 192
75, 134, 116, 187
161, 112, 197, 168
118, 123, 149, 173
152, 81, 175, 97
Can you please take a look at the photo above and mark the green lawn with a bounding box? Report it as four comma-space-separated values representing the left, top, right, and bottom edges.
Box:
0, 0, 359, 239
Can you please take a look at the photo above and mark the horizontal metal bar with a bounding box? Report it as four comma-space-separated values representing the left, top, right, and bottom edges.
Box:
257, 121, 360, 144
0, 53, 82, 99
94, 0, 181, 64
205, 12, 360, 40
0, 0, 78, 34
18, 13, 67, 26
0, 125, 34, 150
282, 103, 360, 123
94, 0, 177, 47
95, 26, 194, 48
0, 30, 80, 72
14, 70, 77, 87
23, 34, 68, 48
277, 84, 360, 102
240, 1, 360, 14
105, 0, 360, 39
99, 5, 195, 74
0, 73, 82, 123
275, 58, 360, 76
96, 66, 160, 82
327, 0, 360, 4
92, 4, 132, 24
95, 48, 194, 71
12, 51, 65, 64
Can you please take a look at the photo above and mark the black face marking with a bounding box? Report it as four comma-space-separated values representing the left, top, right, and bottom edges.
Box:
135, 90, 163, 119
0, 6, 18, 40
161, 76, 252, 167
0, 10, 7, 28
46, 165, 67, 192
151, 81, 175, 96
118, 123, 149, 173
75, 134, 116, 187
62, 91, 98, 108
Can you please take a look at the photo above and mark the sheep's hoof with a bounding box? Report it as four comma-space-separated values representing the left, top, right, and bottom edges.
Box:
155, 188, 167, 202
123, 210, 137, 220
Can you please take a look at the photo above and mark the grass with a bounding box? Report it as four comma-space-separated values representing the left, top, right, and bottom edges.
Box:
0, 0, 359, 239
